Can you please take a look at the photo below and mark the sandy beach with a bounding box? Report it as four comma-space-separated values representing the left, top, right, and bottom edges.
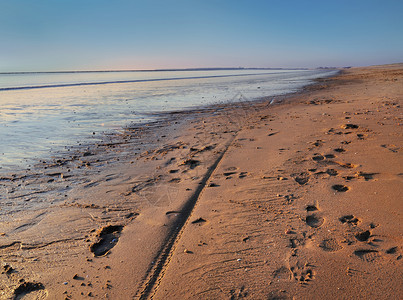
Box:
0, 64, 402, 299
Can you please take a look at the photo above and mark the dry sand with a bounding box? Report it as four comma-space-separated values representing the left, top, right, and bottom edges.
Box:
0, 64, 402, 299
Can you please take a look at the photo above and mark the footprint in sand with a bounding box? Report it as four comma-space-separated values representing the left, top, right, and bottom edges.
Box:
288, 235, 307, 249
290, 263, 314, 283
339, 215, 375, 243
385, 247, 402, 260
306, 205, 318, 212
312, 154, 325, 162
223, 171, 237, 177
342, 175, 356, 181
90, 225, 123, 257
326, 168, 338, 176
319, 238, 343, 252
354, 249, 380, 262
311, 140, 324, 147
13, 282, 47, 299
292, 172, 310, 185
381, 144, 400, 153
181, 159, 200, 169
312, 153, 336, 162
354, 171, 377, 181
305, 214, 324, 228
355, 230, 371, 242
334, 147, 346, 153
357, 133, 367, 140
356, 171, 378, 182
272, 266, 292, 280
335, 162, 359, 169
332, 184, 350, 192
386, 247, 398, 254
338, 216, 390, 260
304, 204, 324, 228
341, 124, 359, 129
239, 171, 248, 178
339, 215, 360, 225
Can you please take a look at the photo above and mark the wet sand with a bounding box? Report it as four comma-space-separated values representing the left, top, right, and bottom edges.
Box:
0, 64, 402, 299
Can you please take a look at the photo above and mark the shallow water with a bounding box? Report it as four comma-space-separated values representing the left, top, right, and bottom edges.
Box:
0, 69, 337, 170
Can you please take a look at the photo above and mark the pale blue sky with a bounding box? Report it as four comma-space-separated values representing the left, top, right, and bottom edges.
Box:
1, 0, 402, 71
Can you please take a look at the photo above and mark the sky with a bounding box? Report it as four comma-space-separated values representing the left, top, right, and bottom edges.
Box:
1, 0, 402, 71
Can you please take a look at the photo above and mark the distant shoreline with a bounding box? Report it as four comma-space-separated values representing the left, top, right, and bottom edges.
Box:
0, 67, 318, 75
0, 70, 309, 91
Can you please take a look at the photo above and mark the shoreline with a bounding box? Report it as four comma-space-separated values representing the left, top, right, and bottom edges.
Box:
0, 68, 336, 172
0, 70, 306, 91
0, 64, 401, 299
0, 68, 337, 174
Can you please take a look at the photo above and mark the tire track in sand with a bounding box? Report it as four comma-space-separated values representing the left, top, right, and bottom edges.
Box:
135, 134, 238, 300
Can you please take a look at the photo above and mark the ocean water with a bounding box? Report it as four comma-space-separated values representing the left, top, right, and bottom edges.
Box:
0, 69, 337, 170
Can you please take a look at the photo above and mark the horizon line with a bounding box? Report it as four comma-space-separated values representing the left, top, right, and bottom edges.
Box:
0, 66, 336, 75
